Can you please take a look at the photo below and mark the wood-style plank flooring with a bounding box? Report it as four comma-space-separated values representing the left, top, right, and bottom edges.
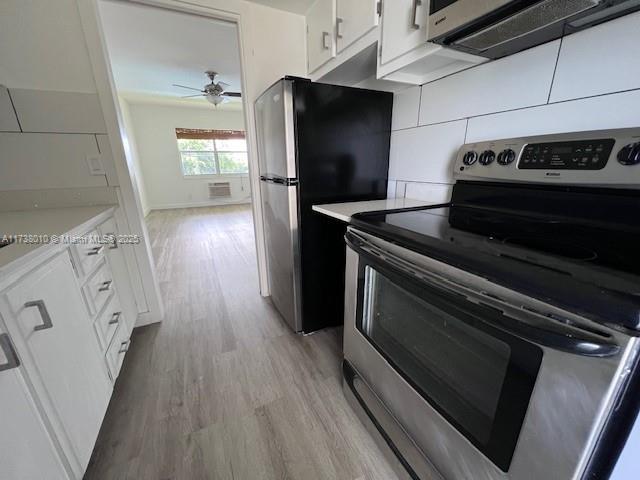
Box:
85, 205, 399, 480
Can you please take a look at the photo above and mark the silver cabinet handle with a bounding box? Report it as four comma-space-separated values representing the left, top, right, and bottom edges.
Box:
87, 245, 104, 256
118, 339, 130, 354
411, 0, 422, 29
98, 280, 113, 292
106, 233, 118, 250
109, 311, 122, 325
322, 31, 331, 50
24, 300, 53, 332
0, 333, 20, 372
337, 18, 344, 39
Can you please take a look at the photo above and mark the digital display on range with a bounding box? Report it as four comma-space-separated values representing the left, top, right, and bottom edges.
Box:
552, 146, 573, 155
519, 139, 615, 170
430, 0, 458, 14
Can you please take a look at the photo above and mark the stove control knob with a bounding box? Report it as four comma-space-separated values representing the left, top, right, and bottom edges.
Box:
618, 142, 640, 165
497, 149, 516, 166
479, 150, 496, 166
462, 151, 478, 166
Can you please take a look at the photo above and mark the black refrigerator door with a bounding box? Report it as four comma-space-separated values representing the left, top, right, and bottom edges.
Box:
293, 81, 393, 333
294, 82, 392, 204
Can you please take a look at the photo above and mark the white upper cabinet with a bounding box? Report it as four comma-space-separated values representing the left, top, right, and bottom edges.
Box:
379, 0, 428, 65
377, 0, 486, 85
336, 0, 379, 53
307, 0, 336, 73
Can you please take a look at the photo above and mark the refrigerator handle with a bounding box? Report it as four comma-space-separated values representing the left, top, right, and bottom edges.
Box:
260, 174, 299, 186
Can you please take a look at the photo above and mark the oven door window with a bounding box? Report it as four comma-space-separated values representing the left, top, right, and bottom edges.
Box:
357, 264, 542, 472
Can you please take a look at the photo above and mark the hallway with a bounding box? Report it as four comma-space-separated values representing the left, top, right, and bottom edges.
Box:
86, 205, 398, 479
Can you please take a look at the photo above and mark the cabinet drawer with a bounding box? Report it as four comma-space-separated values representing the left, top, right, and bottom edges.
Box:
82, 261, 114, 316
94, 294, 122, 351
98, 217, 119, 251
73, 229, 104, 276
105, 324, 129, 382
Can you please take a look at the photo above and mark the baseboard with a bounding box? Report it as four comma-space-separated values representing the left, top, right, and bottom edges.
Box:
148, 199, 251, 211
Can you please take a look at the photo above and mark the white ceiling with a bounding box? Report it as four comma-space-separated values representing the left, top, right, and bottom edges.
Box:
244, 0, 315, 14
99, 0, 242, 107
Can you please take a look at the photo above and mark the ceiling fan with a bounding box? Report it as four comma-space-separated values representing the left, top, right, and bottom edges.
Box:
172, 71, 241, 106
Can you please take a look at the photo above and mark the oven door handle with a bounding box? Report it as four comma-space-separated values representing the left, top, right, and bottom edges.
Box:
345, 230, 620, 358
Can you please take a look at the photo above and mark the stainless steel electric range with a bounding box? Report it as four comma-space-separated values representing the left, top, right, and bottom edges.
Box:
342, 128, 640, 480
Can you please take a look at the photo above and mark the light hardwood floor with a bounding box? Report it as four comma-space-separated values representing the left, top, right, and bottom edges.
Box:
85, 204, 399, 480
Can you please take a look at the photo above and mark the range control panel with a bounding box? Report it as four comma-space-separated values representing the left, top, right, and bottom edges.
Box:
519, 139, 615, 170
453, 128, 640, 186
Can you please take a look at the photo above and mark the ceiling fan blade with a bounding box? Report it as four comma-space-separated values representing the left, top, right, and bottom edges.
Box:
172, 84, 203, 92
221, 92, 242, 97
217, 81, 230, 90
181, 94, 204, 98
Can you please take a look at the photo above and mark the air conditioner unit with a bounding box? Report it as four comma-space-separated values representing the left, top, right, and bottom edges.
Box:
208, 182, 232, 199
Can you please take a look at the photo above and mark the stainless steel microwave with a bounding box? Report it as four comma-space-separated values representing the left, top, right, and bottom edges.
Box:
428, 0, 640, 59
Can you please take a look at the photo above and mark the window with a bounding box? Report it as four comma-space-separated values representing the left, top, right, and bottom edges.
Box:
176, 128, 248, 176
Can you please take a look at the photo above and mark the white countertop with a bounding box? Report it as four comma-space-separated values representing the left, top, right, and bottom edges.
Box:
0, 205, 116, 277
312, 198, 432, 223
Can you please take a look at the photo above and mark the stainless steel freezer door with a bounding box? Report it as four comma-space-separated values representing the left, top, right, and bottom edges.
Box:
254, 79, 297, 179
260, 178, 302, 332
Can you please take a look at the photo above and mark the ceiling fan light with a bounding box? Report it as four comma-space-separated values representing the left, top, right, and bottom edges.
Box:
206, 94, 224, 106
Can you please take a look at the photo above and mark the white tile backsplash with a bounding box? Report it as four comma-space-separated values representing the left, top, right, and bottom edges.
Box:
10, 89, 107, 134
389, 119, 467, 184
391, 15, 640, 202
96, 134, 119, 187
0, 133, 108, 190
391, 86, 421, 131
0, 86, 20, 132
404, 182, 453, 204
418, 40, 560, 126
550, 11, 640, 103
466, 88, 640, 143
0, 187, 118, 212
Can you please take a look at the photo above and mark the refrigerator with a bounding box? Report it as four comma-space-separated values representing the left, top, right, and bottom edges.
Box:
255, 76, 392, 333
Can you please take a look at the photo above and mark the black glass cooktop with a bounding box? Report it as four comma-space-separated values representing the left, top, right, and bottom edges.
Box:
350, 181, 640, 331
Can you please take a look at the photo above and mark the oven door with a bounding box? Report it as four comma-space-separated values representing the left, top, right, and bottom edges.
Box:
343, 228, 630, 480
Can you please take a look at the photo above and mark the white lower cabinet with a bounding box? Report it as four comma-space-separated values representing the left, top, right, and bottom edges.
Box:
0, 326, 70, 480
0, 211, 136, 479
98, 217, 137, 335
4, 252, 112, 472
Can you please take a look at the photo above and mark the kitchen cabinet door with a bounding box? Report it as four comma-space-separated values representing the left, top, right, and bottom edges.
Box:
336, 0, 379, 53
0, 329, 69, 480
307, 0, 336, 73
4, 252, 111, 471
380, 0, 428, 65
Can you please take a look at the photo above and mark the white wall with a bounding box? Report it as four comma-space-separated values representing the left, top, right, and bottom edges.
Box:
94, 0, 306, 296
389, 12, 640, 203
124, 101, 250, 210
118, 98, 150, 215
